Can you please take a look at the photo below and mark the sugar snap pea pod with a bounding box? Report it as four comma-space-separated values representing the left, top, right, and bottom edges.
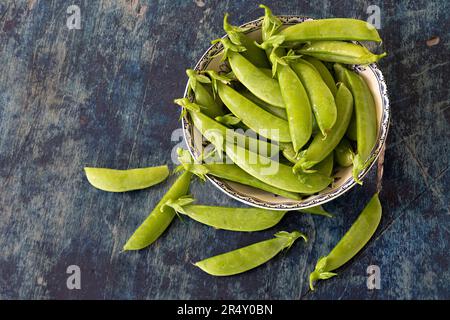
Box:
240, 90, 287, 120
176, 149, 301, 200
334, 138, 354, 167
279, 18, 382, 43
213, 38, 284, 108
298, 41, 387, 65
333, 64, 377, 184
292, 59, 337, 137
293, 82, 353, 173
346, 113, 357, 140
84, 166, 169, 192
225, 143, 332, 194
309, 193, 382, 290
217, 82, 291, 142
186, 69, 223, 118
123, 171, 192, 251
303, 56, 337, 96
195, 231, 307, 276
313, 153, 334, 177
223, 13, 270, 68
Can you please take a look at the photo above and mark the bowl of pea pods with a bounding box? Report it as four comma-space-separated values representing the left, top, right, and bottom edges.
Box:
178, 5, 390, 210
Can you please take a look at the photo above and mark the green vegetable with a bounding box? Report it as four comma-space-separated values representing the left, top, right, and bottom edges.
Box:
334, 138, 354, 167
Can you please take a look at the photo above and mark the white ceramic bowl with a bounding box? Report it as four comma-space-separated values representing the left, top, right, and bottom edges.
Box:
182, 15, 390, 210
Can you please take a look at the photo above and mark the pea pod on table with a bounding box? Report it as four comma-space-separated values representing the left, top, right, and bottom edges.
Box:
195, 231, 307, 276
298, 41, 387, 65
84, 166, 169, 192
123, 171, 192, 251
309, 193, 382, 289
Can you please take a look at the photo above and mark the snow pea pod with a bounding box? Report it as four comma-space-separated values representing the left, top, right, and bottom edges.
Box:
303, 56, 337, 96
217, 82, 291, 142
279, 18, 382, 43
84, 166, 169, 192
293, 82, 353, 173
334, 138, 354, 167
225, 143, 333, 194
186, 69, 223, 118
195, 231, 307, 276
309, 193, 382, 289
277, 62, 312, 152
292, 59, 337, 137
240, 90, 287, 120
223, 13, 270, 68
123, 171, 192, 251
298, 41, 387, 65
333, 64, 377, 184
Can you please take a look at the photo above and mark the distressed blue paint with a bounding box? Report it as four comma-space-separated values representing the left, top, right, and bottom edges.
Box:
0, 0, 448, 299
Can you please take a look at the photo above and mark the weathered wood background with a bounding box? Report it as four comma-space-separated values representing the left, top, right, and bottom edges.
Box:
0, 0, 448, 300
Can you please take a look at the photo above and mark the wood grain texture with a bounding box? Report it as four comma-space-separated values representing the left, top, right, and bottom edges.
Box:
0, 0, 448, 299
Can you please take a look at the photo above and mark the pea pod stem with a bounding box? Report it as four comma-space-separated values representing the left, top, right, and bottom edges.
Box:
309, 193, 382, 290
186, 69, 224, 118
195, 231, 307, 276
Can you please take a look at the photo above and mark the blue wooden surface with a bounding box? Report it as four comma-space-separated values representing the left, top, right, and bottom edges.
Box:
0, 0, 448, 300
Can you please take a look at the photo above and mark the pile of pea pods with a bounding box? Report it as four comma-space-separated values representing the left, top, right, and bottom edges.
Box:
84, 5, 385, 290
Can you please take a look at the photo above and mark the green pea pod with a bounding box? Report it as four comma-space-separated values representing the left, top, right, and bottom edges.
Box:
84, 166, 169, 192
298, 41, 387, 65
303, 56, 337, 96
217, 82, 291, 142
239, 90, 287, 120
176, 149, 301, 200
186, 69, 224, 118
313, 153, 334, 177
334, 138, 354, 167
123, 171, 192, 251
223, 13, 270, 68
293, 82, 353, 173
300, 205, 333, 218
195, 231, 307, 276
309, 193, 382, 290
279, 18, 382, 43
292, 59, 337, 137
346, 113, 357, 140
277, 63, 312, 152
225, 143, 333, 194
333, 64, 378, 184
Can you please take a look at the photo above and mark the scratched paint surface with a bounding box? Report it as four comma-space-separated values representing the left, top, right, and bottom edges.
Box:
0, 0, 448, 299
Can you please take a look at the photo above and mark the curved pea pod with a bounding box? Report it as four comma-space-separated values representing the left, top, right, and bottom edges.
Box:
217, 82, 291, 142
225, 143, 333, 194
277, 63, 312, 152
309, 193, 382, 289
292, 59, 337, 137
186, 69, 224, 118
333, 64, 378, 184
279, 18, 382, 43
298, 41, 387, 65
194, 231, 307, 276
84, 166, 169, 192
123, 171, 192, 251
240, 90, 287, 120
223, 13, 270, 68
303, 56, 337, 96
293, 82, 353, 173
334, 138, 354, 167
176, 149, 301, 200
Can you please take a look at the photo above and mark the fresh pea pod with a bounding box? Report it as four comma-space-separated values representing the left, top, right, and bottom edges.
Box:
314, 153, 334, 177
293, 82, 353, 173
334, 138, 354, 167
240, 90, 287, 120
298, 41, 387, 65
279, 18, 382, 43
225, 143, 333, 194
123, 171, 192, 251
333, 64, 378, 184
195, 231, 307, 276
346, 113, 357, 140
303, 56, 337, 96
223, 13, 270, 68
84, 166, 169, 192
217, 82, 291, 142
186, 69, 224, 118
292, 59, 337, 137
309, 193, 382, 289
